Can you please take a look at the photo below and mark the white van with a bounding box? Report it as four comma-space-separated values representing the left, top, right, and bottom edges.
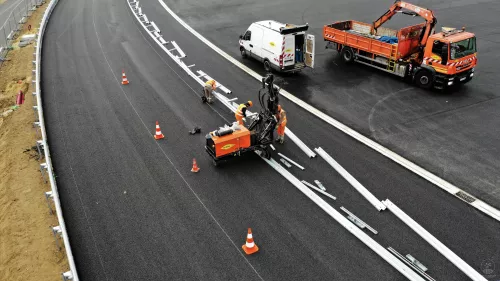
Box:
239, 21, 315, 73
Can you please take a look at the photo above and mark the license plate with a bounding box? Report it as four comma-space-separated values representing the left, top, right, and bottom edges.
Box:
285, 59, 293, 63
460, 77, 466, 81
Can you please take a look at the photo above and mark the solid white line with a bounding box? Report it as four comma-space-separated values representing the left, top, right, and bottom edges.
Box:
157, 0, 500, 222
263, 158, 425, 281
382, 199, 488, 281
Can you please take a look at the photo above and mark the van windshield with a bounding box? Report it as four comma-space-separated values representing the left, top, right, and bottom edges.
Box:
450, 37, 476, 59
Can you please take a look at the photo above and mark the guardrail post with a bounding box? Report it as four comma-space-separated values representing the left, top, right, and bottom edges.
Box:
36, 140, 44, 159
62, 271, 74, 281
33, 121, 41, 137
44, 191, 54, 214
51, 225, 62, 250
39, 162, 48, 183
32, 105, 38, 121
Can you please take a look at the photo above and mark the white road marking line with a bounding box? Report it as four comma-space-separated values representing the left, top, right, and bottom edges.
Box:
157, 0, 500, 222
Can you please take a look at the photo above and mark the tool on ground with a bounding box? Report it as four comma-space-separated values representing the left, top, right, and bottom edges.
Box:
154, 121, 164, 140
189, 126, 201, 135
277, 152, 304, 170
122, 70, 129, 85
301, 180, 337, 200
191, 158, 200, 173
314, 180, 326, 191
242, 228, 259, 255
205, 74, 280, 166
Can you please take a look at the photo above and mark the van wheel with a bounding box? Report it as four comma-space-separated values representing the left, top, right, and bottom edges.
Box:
340, 47, 354, 63
415, 70, 434, 89
263, 60, 272, 73
240, 48, 247, 59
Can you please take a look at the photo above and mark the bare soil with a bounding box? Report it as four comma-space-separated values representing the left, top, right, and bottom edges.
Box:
0, 2, 69, 280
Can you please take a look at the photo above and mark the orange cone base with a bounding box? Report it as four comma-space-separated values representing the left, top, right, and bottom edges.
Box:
242, 244, 259, 255
154, 134, 164, 140
191, 167, 200, 173
122, 80, 129, 85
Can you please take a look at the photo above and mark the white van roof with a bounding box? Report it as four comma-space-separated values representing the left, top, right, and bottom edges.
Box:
254, 20, 309, 35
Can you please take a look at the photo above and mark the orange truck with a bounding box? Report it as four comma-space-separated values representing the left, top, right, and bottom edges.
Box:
323, 1, 477, 89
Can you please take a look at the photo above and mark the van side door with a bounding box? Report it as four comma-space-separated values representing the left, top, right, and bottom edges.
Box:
250, 27, 264, 60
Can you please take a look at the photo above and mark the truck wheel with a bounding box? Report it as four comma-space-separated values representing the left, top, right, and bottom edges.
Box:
240, 48, 247, 59
264, 60, 272, 73
415, 70, 434, 89
340, 47, 354, 63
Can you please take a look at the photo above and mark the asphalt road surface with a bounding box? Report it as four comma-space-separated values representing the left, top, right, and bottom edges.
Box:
160, 0, 500, 210
41, 0, 500, 280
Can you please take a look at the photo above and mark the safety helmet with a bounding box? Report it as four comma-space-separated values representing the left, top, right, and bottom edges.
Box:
277, 104, 282, 112
247, 101, 253, 107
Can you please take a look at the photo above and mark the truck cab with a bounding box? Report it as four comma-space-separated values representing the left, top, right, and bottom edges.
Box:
239, 21, 315, 73
419, 28, 477, 88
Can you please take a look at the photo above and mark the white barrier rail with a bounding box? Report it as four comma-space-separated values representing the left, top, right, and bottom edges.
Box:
315, 147, 386, 211
382, 200, 487, 281
35, 0, 79, 279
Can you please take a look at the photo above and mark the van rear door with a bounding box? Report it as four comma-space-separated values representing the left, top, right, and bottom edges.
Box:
283, 35, 295, 67
304, 34, 315, 68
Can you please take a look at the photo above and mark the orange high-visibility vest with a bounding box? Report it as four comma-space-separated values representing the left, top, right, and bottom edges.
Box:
206, 79, 216, 90
236, 103, 247, 117
278, 109, 287, 124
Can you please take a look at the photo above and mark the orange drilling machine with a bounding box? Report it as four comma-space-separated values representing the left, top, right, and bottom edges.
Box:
205, 74, 280, 166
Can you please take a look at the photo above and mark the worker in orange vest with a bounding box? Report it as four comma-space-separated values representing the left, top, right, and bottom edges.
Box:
235, 101, 253, 126
203, 79, 216, 104
276, 104, 287, 144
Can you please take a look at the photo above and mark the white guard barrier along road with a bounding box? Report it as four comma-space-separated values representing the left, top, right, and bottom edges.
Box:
35, 0, 79, 279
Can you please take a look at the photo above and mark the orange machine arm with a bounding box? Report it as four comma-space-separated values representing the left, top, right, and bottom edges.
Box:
373, 0, 437, 45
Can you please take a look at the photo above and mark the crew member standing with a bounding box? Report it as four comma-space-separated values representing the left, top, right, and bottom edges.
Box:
276, 104, 287, 144
203, 79, 216, 103
235, 101, 253, 126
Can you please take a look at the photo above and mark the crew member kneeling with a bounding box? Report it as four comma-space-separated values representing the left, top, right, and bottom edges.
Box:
235, 101, 253, 126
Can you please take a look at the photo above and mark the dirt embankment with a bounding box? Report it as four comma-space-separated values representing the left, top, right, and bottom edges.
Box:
0, 2, 69, 280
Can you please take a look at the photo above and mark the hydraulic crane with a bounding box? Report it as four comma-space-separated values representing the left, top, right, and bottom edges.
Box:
373, 0, 437, 48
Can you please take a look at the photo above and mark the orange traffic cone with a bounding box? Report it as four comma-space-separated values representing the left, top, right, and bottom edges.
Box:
154, 121, 164, 140
122, 70, 129, 85
242, 228, 259, 255
191, 158, 200, 173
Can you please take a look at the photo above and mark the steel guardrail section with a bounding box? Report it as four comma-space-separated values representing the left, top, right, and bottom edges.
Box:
382, 199, 487, 281
262, 158, 426, 281
36, 0, 79, 279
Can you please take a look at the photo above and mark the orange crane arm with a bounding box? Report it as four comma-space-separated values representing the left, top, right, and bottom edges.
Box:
372, 0, 437, 46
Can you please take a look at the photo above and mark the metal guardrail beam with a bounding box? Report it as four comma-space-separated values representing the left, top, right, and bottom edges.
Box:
35, 0, 79, 279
